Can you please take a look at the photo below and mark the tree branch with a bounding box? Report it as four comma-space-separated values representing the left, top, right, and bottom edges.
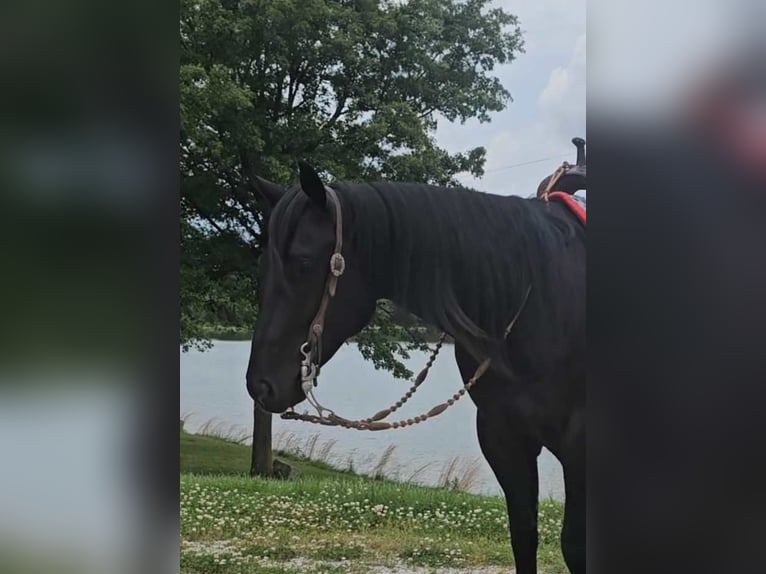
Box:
182, 193, 227, 236
319, 95, 348, 131
287, 61, 305, 111
418, 106, 437, 119
182, 181, 261, 254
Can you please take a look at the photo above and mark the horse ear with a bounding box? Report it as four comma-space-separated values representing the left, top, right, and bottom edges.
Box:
298, 160, 326, 208
252, 176, 285, 209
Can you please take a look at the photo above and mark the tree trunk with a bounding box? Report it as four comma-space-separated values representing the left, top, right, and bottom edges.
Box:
250, 404, 273, 477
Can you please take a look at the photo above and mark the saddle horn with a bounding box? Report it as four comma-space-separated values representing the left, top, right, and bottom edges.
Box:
572, 137, 586, 167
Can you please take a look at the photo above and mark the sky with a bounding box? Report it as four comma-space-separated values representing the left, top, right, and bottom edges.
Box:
435, 0, 585, 197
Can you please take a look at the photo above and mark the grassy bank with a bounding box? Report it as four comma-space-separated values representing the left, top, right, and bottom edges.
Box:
181, 428, 356, 481
181, 430, 566, 573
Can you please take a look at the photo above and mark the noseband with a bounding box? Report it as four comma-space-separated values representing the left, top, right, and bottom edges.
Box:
284, 185, 531, 431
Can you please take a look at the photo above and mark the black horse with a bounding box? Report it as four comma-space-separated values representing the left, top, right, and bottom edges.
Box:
246, 162, 585, 574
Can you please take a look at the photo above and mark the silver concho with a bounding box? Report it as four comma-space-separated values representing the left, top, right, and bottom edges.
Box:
330, 252, 346, 277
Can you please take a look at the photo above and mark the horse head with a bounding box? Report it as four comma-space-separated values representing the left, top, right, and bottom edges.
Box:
246, 162, 377, 413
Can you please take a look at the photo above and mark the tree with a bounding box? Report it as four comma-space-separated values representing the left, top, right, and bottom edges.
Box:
179, 0, 524, 475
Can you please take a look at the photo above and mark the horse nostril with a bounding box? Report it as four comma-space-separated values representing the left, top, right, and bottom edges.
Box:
261, 379, 275, 398
246, 377, 274, 403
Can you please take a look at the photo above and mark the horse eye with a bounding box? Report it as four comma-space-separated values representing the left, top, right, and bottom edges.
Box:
298, 256, 314, 272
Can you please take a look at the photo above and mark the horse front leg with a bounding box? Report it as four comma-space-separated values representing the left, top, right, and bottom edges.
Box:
476, 408, 542, 574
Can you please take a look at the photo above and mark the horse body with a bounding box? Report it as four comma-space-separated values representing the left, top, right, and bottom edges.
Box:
370, 187, 585, 574
247, 164, 585, 574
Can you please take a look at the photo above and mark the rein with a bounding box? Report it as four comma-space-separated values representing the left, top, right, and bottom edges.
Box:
281, 185, 529, 431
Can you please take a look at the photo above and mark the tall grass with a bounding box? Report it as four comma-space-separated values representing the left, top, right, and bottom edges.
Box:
304, 434, 320, 459
180, 411, 194, 428
188, 423, 484, 493
186, 415, 251, 444
274, 429, 299, 453
371, 444, 397, 479
405, 461, 435, 484
437, 457, 483, 492
274, 431, 338, 466
316, 438, 337, 463
275, 433, 422, 486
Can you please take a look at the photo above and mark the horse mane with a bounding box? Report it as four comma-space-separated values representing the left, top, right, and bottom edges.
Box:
269, 180, 585, 377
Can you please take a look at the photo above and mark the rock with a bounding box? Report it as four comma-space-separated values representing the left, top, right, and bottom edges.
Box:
273, 458, 300, 480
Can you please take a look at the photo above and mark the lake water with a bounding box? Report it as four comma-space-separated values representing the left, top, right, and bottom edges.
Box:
180, 340, 564, 500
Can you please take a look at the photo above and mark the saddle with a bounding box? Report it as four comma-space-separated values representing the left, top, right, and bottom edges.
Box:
536, 137, 586, 225
536, 137, 587, 198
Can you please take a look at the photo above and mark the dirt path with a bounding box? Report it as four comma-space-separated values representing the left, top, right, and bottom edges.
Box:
284, 557, 514, 573
367, 564, 513, 573
182, 540, 515, 573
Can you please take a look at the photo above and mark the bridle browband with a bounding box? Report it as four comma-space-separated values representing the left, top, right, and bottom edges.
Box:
283, 184, 530, 431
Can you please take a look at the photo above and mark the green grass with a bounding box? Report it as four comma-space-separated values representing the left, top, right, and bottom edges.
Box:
181, 430, 252, 475
181, 429, 356, 480
180, 429, 567, 573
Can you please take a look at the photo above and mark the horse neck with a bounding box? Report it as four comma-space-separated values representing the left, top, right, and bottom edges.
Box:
361, 186, 529, 337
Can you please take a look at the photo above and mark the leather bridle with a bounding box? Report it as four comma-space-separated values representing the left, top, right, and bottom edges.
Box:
298, 186, 346, 415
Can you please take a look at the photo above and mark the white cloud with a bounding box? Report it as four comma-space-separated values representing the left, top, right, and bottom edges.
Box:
445, 33, 586, 196
435, 0, 585, 196
539, 33, 586, 141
